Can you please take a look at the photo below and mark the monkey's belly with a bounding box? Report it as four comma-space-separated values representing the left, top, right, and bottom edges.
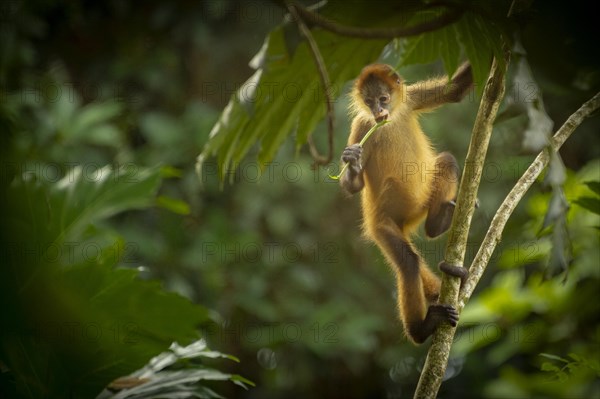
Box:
361, 174, 432, 235
381, 177, 430, 221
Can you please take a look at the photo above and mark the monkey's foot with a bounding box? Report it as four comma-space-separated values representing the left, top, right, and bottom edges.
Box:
409, 304, 460, 343
425, 304, 459, 328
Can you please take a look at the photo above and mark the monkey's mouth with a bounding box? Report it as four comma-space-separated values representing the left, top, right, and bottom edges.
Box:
375, 112, 389, 123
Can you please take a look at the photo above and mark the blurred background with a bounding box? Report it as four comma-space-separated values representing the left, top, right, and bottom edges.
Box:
1, 1, 599, 398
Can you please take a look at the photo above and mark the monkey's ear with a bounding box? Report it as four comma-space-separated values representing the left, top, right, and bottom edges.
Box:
393, 73, 402, 86
387, 68, 401, 86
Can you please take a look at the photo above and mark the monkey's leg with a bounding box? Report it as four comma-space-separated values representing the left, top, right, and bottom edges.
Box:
425, 152, 459, 238
420, 266, 441, 303
374, 220, 458, 344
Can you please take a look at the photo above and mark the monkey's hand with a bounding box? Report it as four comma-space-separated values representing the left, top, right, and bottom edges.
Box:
341, 144, 363, 175
339, 144, 365, 194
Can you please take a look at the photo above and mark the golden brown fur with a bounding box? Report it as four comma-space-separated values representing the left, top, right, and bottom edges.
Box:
341, 63, 472, 344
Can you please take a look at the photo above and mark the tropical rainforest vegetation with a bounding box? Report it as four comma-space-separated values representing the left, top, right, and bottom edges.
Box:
1, 1, 598, 398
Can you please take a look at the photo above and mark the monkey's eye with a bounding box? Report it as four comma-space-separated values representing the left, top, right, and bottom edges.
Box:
364, 99, 374, 107
380, 96, 390, 104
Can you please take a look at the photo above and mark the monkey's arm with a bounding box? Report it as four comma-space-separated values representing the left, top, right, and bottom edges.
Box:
340, 144, 364, 193
340, 118, 372, 194
407, 62, 473, 112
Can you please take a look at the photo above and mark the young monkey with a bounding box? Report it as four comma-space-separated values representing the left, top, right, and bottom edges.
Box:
340, 62, 473, 344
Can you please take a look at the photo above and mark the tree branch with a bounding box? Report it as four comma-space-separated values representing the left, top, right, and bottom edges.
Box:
458, 90, 600, 307
414, 56, 508, 399
286, 1, 334, 165
287, 2, 464, 39
414, 77, 600, 397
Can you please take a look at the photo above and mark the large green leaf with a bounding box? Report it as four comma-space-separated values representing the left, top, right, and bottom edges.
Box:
99, 340, 253, 399
1, 166, 209, 398
574, 197, 600, 215
456, 12, 504, 93
583, 181, 600, 196
400, 12, 460, 76
3, 264, 208, 399
8, 165, 162, 260
199, 26, 387, 181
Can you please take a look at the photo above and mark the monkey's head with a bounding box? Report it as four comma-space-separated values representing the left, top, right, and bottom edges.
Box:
352, 64, 403, 122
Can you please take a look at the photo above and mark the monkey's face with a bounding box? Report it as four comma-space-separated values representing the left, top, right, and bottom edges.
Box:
361, 77, 393, 123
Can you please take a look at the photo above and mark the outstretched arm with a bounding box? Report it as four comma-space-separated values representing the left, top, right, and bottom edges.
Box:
407, 62, 473, 112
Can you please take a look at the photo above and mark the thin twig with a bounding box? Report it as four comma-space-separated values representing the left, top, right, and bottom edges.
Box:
507, 0, 518, 17
288, 2, 463, 39
287, 1, 334, 165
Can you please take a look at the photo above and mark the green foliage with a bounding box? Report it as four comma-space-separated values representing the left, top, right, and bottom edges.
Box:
497, 53, 578, 279
199, 26, 387, 180
540, 353, 600, 382
199, 2, 509, 181
400, 10, 504, 85
98, 340, 254, 399
0, 166, 211, 398
2, 1, 598, 398
454, 11, 503, 92
574, 181, 600, 216
455, 162, 600, 398
400, 20, 460, 75
157, 195, 192, 215
9, 165, 162, 247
